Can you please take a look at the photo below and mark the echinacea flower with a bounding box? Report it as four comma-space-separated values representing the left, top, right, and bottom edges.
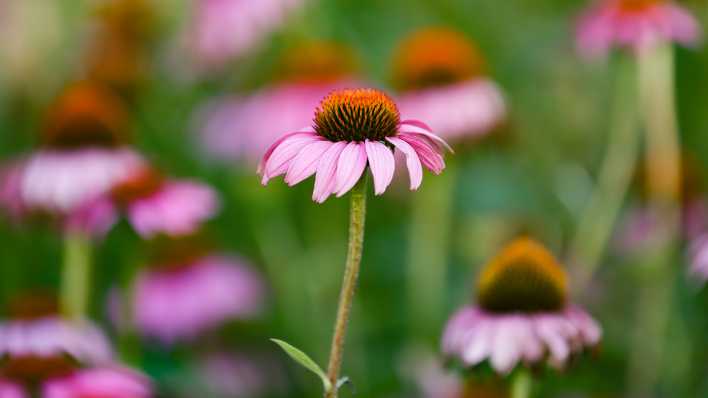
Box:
187, 0, 305, 70
0, 379, 24, 398
195, 40, 361, 164
132, 253, 264, 343
6, 83, 144, 220
442, 238, 601, 374
77, 167, 220, 238
43, 366, 152, 398
576, 0, 702, 58
0, 293, 113, 386
392, 28, 506, 143
260, 88, 451, 202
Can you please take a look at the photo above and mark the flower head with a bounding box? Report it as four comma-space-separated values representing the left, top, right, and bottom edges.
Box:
392, 28, 506, 142
132, 252, 265, 344
260, 88, 451, 202
576, 0, 702, 58
43, 366, 152, 398
442, 238, 601, 374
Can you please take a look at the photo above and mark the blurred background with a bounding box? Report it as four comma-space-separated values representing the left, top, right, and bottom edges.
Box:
1, 0, 708, 397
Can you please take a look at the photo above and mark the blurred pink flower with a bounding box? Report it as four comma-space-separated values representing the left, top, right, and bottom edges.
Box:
0, 317, 113, 365
43, 367, 151, 398
260, 88, 451, 203
187, 0, 305, 69
392, 28, 506, 143
0, 379, 25, 398
0, 160, 27, 221
442, 238, 601, 374
689, 234, 708, 283
576, 0, 702, 58
192, 352, 286, 397
133, 255, 265, 343
196, 81, 357, 165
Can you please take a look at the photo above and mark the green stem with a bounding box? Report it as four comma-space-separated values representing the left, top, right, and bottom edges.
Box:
324, 175, 368, 398
407, 160, 456, 336
627, 41, 682, 398
569, 56, 640, 291
60, 231, 92, 320
511, 369, 533, 398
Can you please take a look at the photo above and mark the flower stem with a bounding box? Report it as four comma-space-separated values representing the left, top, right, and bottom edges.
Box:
60, 231, 92, 320
324, 175, 368, 398
627, 40, 682, 398
569, 55, 640, 291
511, 369, 532, 398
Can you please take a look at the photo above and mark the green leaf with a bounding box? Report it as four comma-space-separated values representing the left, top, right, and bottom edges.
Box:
270, 338, 332, 392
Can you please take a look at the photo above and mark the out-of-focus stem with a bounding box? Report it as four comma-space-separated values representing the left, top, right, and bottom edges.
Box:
325, 175, 368, 398
60, 231, 92, 320
511, 369, 532, 398
569, 56, 640, 291
627, 41, 682, 398
407, 160, 456, 335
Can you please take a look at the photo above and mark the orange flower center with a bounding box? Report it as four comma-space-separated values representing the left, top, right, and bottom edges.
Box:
42, 82, 129, 149
617, 0, 662, 12
314, 88, 400, 142
392, 27, 485, 91
110, 167, 165, 207
278, 41, 358, 84
6, 292, 58, 320
145, 233, 213, 271
476, 238, 568, 313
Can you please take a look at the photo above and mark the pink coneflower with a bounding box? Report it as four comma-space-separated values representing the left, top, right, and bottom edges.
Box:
392, 28, 506, 143
106, 167, 219, 238
43, 366, 152, 398
0, 379, 24, 398
0, 294, 112, 386
576, 0, 702, 57
132, 252, 264, 343
187, 0, 305, 69
9, 83, 144, 218
442, 238, 601, 374
196, 40, 361, 164
260, 88, 451, 203
689, 233, 708, 283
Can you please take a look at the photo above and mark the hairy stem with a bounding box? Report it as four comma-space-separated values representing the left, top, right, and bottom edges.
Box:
324, 175, 368, 398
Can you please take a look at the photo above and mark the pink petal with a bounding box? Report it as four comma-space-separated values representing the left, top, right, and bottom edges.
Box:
364, 140, 395, 195
312, 142, 347, 203
261, 132, 321, 184
258, 127, 312, 172
489, 318, 523, 374
284, 141, 333, 186
398, 134, 445, 174
334, 143, 368, 197
386, 137, 423, 190
399, 120, 453, 152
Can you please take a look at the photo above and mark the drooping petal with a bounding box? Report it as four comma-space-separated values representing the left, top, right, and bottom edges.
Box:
260, 130, 321, 184
364, 140, 395, 195
284, 140, 333, 186
312, 142, 347, 203
387, 137, 423, 190
334, 142, 368, 197
398, 133, 445, 174
489, 317, 523, 374
399, 119, 453, 152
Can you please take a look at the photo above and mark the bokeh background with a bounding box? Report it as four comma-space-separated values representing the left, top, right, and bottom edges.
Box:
1, 0, 708, 397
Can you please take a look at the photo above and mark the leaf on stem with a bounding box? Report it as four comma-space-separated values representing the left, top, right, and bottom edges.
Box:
270, 338, 332, 392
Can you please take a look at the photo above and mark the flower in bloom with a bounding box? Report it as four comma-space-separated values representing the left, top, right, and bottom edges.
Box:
2, 83, 144, 224
0, 293, 113, 386
43, 366, 152, 398
78, 166, 220, 238
576, 0, 702, 58
132, 253, 264, 343
195, 40, 361, 164
187, 0, 305, 70
442, 238, 602, 374
392, 27, 506, 143
260, 88, 451, 202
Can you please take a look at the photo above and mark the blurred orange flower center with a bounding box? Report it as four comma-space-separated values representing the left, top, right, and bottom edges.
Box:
110, 167, 165, 207
314, 88, 400, 142
476, 238, 568, 313
42, 83, 129, 150
278, 41, 358, 84
393, 28, 485, 91
617, 0, 663, 12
